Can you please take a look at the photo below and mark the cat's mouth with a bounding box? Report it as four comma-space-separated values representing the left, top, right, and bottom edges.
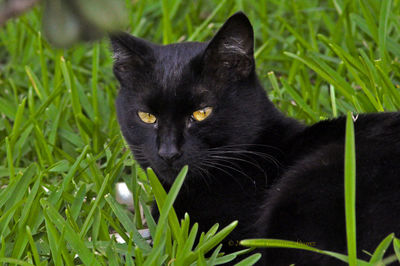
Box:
145, 157, 187, 183
153, 164, 184, 183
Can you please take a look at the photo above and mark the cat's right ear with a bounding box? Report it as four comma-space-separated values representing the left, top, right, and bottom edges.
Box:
110, 32, 155, 81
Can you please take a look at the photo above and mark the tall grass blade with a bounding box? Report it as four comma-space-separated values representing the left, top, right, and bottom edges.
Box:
148, 166, 188, 247
147, 167, 184, 246
344, 112, 357, 266
240, 239, 369, 265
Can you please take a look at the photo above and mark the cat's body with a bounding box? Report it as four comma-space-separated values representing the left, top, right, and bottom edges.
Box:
111, 12, 400, 265
259, 113, 400, 265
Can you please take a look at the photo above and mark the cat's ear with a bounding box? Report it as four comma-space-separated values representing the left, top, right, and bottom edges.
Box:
110, 32, 155, 81
203, 12, 254, 80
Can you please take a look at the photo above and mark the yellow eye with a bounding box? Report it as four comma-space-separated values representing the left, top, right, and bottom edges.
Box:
138, 111, 157, 124
192, 107, 213, 122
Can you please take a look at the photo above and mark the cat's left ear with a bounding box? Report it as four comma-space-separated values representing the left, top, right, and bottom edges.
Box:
203, 12, 254, 80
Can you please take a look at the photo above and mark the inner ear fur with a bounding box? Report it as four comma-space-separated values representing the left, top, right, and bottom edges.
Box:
110, 32, 155, 82
203, 12, 255, 80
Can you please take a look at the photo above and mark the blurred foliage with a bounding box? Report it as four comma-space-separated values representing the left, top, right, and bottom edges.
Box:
42, 0, 127, 47
0, 0, 127, 47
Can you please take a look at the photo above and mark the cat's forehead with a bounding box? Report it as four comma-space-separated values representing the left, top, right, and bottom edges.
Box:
134, 42, 216, 113
143, 82, 214, 115
152, 42, 206, 90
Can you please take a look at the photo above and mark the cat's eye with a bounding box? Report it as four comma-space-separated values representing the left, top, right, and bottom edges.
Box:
138, 111, 157, 124
192, 107, 213, 122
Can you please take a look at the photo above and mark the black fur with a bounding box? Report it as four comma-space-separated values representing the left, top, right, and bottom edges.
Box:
111, 12, 400, 265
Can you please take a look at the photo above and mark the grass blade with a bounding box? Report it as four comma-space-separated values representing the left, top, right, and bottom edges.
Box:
187, 0, 228, 41
183, 220, 238, 265
378, 0, 392, 66
344, 112, 357, 266
79, 173, 111, 238
280, 78, 319, 121
234, 253, 261, 266
240, 239, 369, 265
147, 167, 185, 247
148, 166, 188, 246
393, 237, 400, 262
25, 226, 40, 266
41, 199, 99, 265
369, 233, 394, 264
104, 194, 151, 251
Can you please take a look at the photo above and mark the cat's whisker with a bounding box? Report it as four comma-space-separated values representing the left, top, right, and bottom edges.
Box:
207, 154, 265, 173
198, 160, 254, 193
190, 164, 212, 190
201, 157, 255, 185
208, 148, 278, 160
207, 149, 281, 170
232, 150, 278, 166
208, 143, 283, 154
197, 160, 235, 179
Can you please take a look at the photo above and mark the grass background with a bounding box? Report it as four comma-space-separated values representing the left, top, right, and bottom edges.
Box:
0, 0, 399, 264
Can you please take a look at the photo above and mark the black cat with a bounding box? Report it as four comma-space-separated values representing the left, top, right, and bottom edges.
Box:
111, 12, 400, 265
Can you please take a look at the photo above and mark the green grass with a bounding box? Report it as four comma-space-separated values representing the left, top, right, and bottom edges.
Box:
0, 0, 400, 265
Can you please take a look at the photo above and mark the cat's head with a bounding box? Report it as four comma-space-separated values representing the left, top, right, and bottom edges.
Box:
111, 12, 272, 183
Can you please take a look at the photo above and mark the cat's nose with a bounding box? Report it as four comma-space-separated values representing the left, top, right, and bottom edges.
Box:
158, 143, 181, 163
